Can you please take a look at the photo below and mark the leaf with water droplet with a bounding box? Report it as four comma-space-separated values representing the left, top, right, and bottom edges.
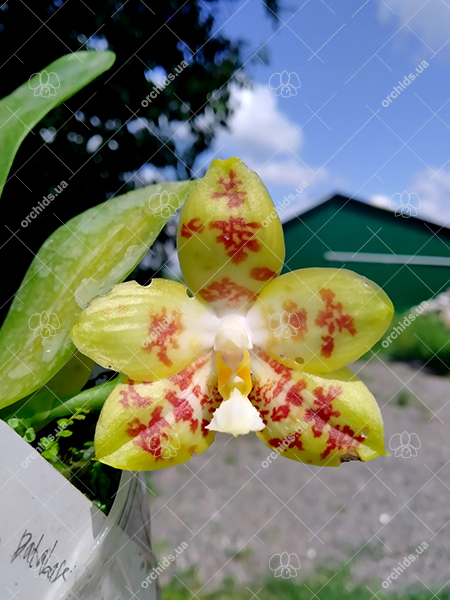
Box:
0, 180, 195, 409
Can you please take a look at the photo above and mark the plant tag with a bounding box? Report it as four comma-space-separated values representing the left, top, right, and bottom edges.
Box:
0, 420, 106, 598
0, 422, 153, 599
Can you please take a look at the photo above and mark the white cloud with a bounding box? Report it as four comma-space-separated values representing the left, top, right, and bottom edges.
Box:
410, 169, 450, 223
121, 82, 329, 194
199, 83, 328, 189
256, 157, 326, 187
377, 0, 450, 48
369, 170, 450, 225
223, 83, 303, 157
368, 193, 392, 210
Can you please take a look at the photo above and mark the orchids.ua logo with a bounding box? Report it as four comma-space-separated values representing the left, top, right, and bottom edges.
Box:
29, 70, 60, 98
141, 301, 188, 349
269, 311, 304, 338
28, 311, 60, 338
390, 191, 420, 218
149, 191, 181, 218
381, 60, 429, 108
381, 301, 428, 349
262, 181, 309, 227
261, 424, 308, 468
389, 431, 421, 458
20, 421, 70, 469
21, 181, 68, 228
141, 541, 189, 588
269, 552, 301, 578
269, 70, 301, 97
141, 60, 189, 107
381, 542, 429, 588
152, 432, 181, 459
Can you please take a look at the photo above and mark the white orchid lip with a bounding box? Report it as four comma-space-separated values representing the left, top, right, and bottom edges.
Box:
206, 388, 265, 436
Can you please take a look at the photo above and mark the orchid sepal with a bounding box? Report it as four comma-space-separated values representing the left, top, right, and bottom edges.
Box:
177, 157, 285, 315
250, 352, 387, 467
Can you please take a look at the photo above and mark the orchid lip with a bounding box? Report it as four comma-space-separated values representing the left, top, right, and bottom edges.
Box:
206, 388, 265, 436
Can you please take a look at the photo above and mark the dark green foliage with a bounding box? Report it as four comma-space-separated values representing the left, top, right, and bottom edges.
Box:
376, 312, 450, 374
42, 410, 122, 514
0, 0, 277, 320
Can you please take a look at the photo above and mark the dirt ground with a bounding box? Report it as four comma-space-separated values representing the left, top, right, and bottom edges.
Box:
150, 358, 450, 595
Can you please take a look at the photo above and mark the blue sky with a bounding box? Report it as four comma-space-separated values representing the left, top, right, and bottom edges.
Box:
192, 0, 450, 225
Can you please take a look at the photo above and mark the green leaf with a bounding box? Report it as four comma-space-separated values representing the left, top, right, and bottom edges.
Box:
24, 428, 36, 443
0, 51, 116, 201
0, 180, 195, 409
43, 351, 94, 399
6, 418, 36, 442
0, 351, 93, 429
0, 377, 121, 430
41, 441, 60, 461
7, 417, 21, 430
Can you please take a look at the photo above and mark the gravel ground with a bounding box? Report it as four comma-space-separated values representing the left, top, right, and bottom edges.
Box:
149, 358, 450, 594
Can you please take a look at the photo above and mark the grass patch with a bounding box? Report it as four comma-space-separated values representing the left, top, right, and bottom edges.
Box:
163, 566, 449, 600
396, 390, 411, 407
372, 312, 450, 374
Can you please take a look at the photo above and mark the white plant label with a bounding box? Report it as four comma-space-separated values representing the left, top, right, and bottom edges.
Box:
0, 420, 107, 599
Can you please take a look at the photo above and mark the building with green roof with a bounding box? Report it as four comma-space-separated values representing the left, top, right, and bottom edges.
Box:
282, 195, 450, 312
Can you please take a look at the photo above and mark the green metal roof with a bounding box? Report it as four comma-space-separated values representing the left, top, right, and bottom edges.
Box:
282, 195, 450, 312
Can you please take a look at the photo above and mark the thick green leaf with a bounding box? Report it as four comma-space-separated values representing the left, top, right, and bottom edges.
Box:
0, 50, 115, 200
40, 350, 94, 398
0, 180, 196, 408
0, 351, 94, 421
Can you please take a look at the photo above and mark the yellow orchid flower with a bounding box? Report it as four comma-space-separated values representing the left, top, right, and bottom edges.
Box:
71, 157, 394, 471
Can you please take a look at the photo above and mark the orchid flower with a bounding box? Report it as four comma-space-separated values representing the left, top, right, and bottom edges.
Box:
71, 158, 394, 471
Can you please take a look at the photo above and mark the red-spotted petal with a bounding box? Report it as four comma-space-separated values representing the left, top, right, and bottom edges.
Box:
247, 268, 394, 373
249, 352, 386, 467
177, 158, 285, 315
71, 279, 219, 381
94, 353, 220, 470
